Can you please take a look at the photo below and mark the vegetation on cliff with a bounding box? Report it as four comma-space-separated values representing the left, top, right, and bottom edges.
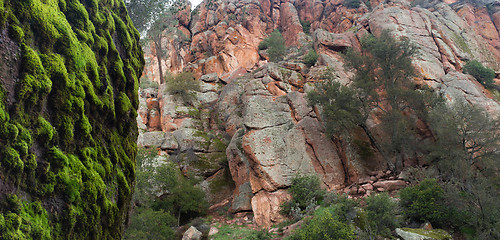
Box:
258, 29, 287, 62
124, 148, 208, 240
307, 31, 500, 239
0, 0, 144, 238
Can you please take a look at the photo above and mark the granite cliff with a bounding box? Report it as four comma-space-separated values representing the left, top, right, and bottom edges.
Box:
138, 0, 500, 228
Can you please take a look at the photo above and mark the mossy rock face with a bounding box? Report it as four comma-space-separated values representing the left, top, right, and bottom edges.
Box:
396, 228, 452, 240
0, 0, 144, 239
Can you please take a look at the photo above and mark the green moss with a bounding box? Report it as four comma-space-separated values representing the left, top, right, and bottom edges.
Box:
48, 147, 69, 169
451, 32, 472, 55
0, 0, 144, 237
3, 147, 24, 172
77, 114, 92, 138
18, 45, 52, 104
36, 116, 54, 142
0, 198, 53, 239
117, 92, 132, 114
16, 123, 32, 145
113, 13, 132, 53
1, 123, 18, 140
0, 4, 5, 26
9, 24, 24, 42
40, 53, 70, 86
13, 140, 29, 157
25, 153, 37, 171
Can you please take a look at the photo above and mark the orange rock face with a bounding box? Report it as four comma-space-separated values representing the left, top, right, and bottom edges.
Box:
138, 0, 500, 229
251, 190, 291, 228
457, 5, 500, 68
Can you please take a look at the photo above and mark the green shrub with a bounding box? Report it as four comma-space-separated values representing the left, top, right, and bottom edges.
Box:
363, 193, 399, 237
258, 29, 286, 62
281, 175, 325, 217
287, 206, 356, 240
344, 0, 361, 8
165, 72, 200, 104
300, 20, 311, 34
123, 207, 176, 240
303, 50, 318, 67
211, 224, 275, 240
399, 179, 450, 227
139, 79, 159, 89
463, 60, 496, 87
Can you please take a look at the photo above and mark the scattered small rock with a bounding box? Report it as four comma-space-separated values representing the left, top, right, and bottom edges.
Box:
208, 226, 219, 236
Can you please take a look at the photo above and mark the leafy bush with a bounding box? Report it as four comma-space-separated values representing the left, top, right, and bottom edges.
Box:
463, 60, 496, 87
165, 72, 200, 104
303, 50, 318, 67
139, 79, 159, 89
258, 29, 286, 62
344, 0, 361, 8
125, 150, 209, 238
289, 175, 325, 208
300, 20, 311, 34
150, 163, 209, 225
307, 80, 362, 137
287, 206, 356, 240
363, 193, 399, 237
399, 179, 451, 227
124, 208, 176, 240
281, 175, 325, 217
212, 224, 274, 240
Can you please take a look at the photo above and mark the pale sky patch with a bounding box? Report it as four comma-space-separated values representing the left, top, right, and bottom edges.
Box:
189, 0, 203, 9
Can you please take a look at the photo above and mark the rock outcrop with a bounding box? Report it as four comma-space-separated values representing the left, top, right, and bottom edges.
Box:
0, 0, 144, 238
138, 0, 500, 228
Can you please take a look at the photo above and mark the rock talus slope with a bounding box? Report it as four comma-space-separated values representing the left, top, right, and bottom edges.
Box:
139, 0, 500, 227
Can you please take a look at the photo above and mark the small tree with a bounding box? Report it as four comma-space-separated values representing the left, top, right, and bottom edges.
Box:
399, 179, 450, 227
281, 175, 325, 218
342, 31, 428, 172
463, 60, 496, 87
259, 29, 286, 62
363, 193, 399, 237
300, 20, 311, 34
287, 212, 355, 240
303, 50, 319, 67
307, 80, 362, 137
165, 72, 200, 104
426, 101, 500, 237
151, 163, 208, 226
124, 208, 176, 240
344, 0, 361, 8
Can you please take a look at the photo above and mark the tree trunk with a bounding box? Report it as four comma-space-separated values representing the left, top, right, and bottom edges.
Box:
154, 35, 164, 84
332, 137, 351, 185
360, 123, 395, 170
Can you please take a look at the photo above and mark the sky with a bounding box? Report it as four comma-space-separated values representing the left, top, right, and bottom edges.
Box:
189, 0, 203, 9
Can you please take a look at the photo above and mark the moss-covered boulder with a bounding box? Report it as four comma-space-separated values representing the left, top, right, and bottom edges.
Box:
0, 0, 144, 238
396, 228, 452, 240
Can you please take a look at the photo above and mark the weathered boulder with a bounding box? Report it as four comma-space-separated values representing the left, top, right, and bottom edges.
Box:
251, 190, 292, 228
137, 131, 166, 148
396, 228, 452, 240
372, 180, 407, 191
182, 226, 202, 240
231, 182, 254, 212
208, 226, 219, 236
313, 29, 352, 51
